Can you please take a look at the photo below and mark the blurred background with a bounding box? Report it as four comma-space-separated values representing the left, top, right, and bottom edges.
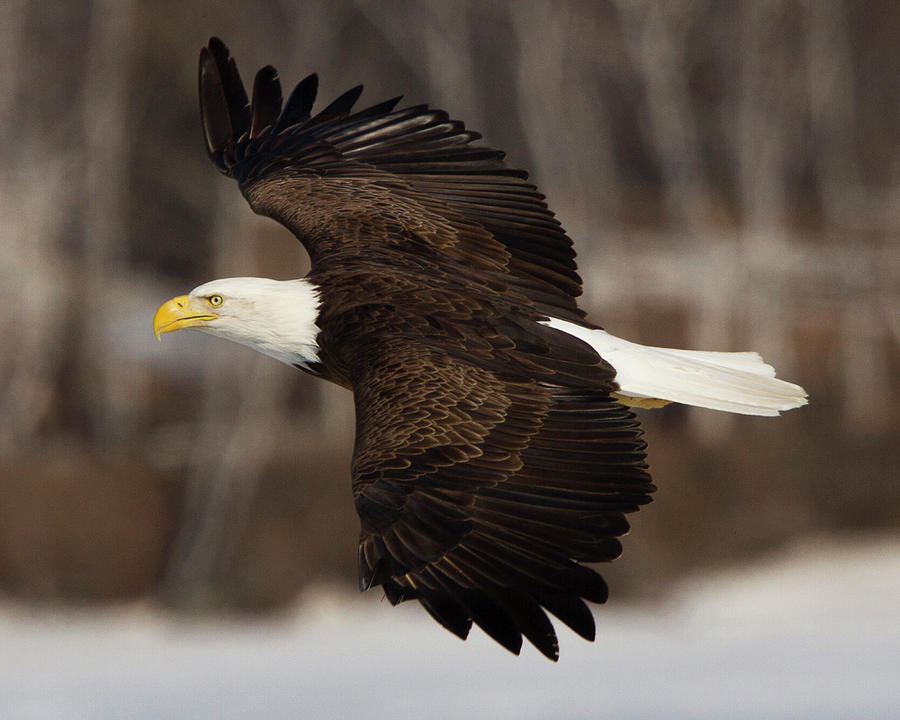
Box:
1, 0, 898, 717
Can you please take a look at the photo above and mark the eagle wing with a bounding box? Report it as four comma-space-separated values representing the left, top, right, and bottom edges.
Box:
345, 318, 653, 660
199, 37, 585, 321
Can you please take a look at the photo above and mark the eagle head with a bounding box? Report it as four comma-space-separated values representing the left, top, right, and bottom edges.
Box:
153, 277, 321, 367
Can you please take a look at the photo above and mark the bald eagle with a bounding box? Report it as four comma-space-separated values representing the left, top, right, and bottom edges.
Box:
154, 38, 807, 660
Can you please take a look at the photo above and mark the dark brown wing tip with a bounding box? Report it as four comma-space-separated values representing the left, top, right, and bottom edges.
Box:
198, 45, 230, 156
275, 73, 319, 131
351, 95, 403, 121
250, 65, 282, 138
313, 84, 364, 124
199, 37, 250, 159
206, 36, 227, 57
533, 631, 560, 661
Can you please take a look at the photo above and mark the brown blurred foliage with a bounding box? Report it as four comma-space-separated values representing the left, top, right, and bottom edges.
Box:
0, 0, 897, 611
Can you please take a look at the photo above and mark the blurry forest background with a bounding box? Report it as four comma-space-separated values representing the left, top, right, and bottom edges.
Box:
1, 0, 897, 613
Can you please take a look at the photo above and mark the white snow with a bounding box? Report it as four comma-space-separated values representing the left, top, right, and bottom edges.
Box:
1, 536, 898, 720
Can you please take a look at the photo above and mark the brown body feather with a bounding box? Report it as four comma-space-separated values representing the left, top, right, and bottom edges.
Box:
198, 38, 655, 660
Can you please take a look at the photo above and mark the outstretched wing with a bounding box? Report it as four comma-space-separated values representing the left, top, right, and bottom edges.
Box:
340, 312, 653, 660
198, 37, 585, 321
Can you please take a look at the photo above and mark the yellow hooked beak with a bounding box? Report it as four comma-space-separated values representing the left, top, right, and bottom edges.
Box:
153, 295, 218, 340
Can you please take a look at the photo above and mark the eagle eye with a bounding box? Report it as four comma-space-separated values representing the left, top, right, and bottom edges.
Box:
208, 294, 224, 307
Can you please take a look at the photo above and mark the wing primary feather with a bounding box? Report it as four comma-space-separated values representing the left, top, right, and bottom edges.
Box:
419, 592, 473, 640
463, 590, 523, 656
310, 84, 364, 125
570, 566, 609, 604
494, 590, 559, 661
531, 590, 596, 641
205, 37, 250, 144
274, 73, 319, 131
346, 95, 403, 122
198, 47, 233, 157
249, 65, 282, 138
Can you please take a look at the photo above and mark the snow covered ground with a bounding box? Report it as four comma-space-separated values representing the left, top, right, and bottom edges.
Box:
2, 536, 898, 720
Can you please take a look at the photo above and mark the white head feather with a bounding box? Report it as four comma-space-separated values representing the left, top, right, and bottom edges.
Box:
188, 277, 321, 368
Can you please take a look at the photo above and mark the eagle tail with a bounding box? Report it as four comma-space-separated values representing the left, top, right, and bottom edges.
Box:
543, 319, 808, 416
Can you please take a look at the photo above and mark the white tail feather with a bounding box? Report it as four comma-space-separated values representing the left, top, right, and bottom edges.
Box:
543, 318, 808, 416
